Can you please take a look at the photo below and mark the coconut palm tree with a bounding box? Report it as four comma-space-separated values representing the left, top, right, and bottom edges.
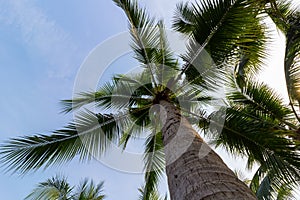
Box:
138, 187, 167, 200
175, 0, 300, 198
72, 179, 105, 200
1, 0, 300, 199
211, 1, 300, 199
267, 1, 300, 118
25, 176, 105, 200
220, 73, 300, 199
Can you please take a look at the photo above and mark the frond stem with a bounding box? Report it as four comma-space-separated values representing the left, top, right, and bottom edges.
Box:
173, 0, 237, 87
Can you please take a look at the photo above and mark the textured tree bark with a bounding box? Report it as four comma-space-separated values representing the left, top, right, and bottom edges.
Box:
159, 100, 257, 200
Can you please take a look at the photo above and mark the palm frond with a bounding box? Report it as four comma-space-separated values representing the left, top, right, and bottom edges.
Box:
114, 0, 181, 89
61, 76, 151, 113
276, 184, 296, 200
212, 106, 300, 193
142, 131, 165, 200
174, 0, 267, 85
173, 2, 196, 34
208, 77, 300, 192
155, 21, 179, 86
73, 179, 105, 200
284, 12, 300, 118
119, 106, 152, 150
174, 85, 211, 128
227, 77, 293, 124
25, 176, 72, 200
256, 175, 273, 200
266, 0, 297, 33
266, 1, 300, 120
250, 166, 297, 200
138, 187, 167, 200
113, 0, 160, 86
0, 110, 128, 173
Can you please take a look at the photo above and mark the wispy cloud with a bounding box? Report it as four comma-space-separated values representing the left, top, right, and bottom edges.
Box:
141, 0, 191, 27
0, 0, 78, 78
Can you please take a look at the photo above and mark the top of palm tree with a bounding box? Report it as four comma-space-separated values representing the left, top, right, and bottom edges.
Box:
25, 176, 105, 200
25, 176, 72, 200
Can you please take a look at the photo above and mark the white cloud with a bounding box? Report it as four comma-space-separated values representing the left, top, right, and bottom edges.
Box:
0, 0, 78, 78
140, 0, 184, 27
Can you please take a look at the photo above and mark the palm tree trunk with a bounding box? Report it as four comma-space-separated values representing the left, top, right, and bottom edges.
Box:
159, 100, 256, 200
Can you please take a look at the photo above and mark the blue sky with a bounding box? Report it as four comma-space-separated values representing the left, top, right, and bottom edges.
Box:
0, 0, 179, 199
0, 1, 142, 199
0, 0, 299, 199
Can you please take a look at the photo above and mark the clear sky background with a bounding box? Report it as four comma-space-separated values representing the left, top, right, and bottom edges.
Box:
0, 0, 299, 199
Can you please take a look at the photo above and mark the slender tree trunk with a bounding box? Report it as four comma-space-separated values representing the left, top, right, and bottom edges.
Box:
159, 100, 256, 200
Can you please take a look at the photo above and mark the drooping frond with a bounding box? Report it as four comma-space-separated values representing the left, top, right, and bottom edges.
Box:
61, 74, 153, 113
284, 12, 300, 118
255, 175, 273, 200
73, 179, 105, 200
175, 83, 214, 117
208, 77, 300, 194
216, 108, 300, 188
265, 0, 297, 34
275, 184, 296, 200
0, 110, 128, 173
61, 81, 130, 113
174, 0, 267, 84
173, 2, 196, 34
25, 176, 72, 200
266, 1, 300, 120
142, 131, 165, 200
138, 187, 167, 200
250, 166, 297, 200
227, 77, 293, 124
119, 106, 152, 150
26, 176, 105, 200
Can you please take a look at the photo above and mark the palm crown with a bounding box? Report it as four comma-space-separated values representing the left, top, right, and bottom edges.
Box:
25, 176, 105, 200
1, 0, 300, 199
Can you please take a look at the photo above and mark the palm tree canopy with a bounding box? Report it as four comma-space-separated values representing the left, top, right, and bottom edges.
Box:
73, 179, 105, 200
25, 176, 72, 200
25, 176, 105, 200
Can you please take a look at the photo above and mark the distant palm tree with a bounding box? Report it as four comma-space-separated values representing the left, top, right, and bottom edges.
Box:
25, 176, 105, 200
138, 187, 167, 200
1, 0, 300, 199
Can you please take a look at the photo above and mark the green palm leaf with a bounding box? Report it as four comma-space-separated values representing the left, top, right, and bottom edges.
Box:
174, 0, 267, 83
266, 0, 296, 34
25, 176, 72, 200
114, 0, 180, 88
119, 106, 152, 150
227, 77, 293, 123
138, 187, 167, 200
73, 179, 105, 200
113, 0, 163, 86
284, 12, 300, 118
61, 76, 152, 113
0, 111, 127, 173
267, 1, 300, 120
210, 77, 300, 195
26, 176, 105, 200
173, 2, 196, 34
217, 108, 300, 188
250, 166, 297, 200
142, 131, 165, 200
